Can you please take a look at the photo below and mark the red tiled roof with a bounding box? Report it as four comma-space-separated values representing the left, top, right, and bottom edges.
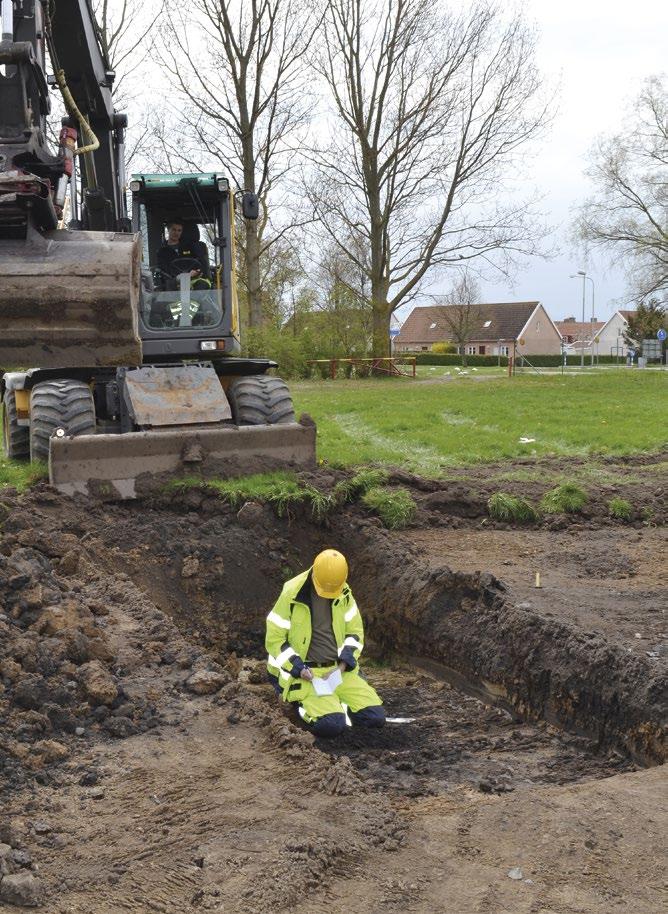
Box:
555, 320, 605, 342
395, 302, 540, 344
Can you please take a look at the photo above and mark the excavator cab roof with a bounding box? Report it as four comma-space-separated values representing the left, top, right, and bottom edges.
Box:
129, 173, 230, 197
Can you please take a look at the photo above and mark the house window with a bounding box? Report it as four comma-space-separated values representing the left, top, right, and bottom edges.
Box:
483, 320, 492, 328
536, 321, 540, 332
466, 345, 476, 355
479, 345, 486, 355
421, 346, 428, 351
497, 345, 509, 356
429, 322, 437, 330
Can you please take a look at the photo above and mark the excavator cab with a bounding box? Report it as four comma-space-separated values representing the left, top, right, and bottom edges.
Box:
129, 174, 241, 357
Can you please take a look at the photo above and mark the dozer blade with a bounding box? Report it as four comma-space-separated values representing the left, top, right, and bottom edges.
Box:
48, 419, 317, 499
0, 227, 141, 370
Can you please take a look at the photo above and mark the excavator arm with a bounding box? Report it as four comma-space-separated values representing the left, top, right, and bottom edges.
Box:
0, 0, 141, 369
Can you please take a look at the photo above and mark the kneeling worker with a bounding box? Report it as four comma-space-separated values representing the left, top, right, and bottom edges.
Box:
266, 550, 385, 737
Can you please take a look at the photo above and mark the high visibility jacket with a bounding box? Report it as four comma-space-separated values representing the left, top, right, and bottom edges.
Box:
265, 569, 364, 698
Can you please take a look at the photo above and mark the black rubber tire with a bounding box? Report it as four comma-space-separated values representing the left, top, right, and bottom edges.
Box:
2, 390, 30, 461
29, 380, 96, 463
227, 375, 296, 426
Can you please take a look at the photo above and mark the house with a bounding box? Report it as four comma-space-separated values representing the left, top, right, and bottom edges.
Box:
556, 310, 634, 357
555, 318, 605, 353
394, 301, 563, 356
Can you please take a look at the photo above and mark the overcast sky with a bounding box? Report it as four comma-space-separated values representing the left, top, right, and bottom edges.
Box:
409, 0, 667, 323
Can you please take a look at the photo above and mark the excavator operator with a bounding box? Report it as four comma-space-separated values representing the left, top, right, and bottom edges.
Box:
156, 217, 212, 291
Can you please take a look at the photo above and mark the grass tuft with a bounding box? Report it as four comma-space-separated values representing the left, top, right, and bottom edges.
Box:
164, 471, 302, 504
332, 467, 389, 503
487, 492, 539, 523
362, 486, 417, 529
540, 482, 588, 514
163, 471, 335, 521
0, 458, 48, 492
608, 497, 633, 521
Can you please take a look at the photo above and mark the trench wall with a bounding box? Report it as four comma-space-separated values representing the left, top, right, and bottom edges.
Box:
340, 520, 666, 765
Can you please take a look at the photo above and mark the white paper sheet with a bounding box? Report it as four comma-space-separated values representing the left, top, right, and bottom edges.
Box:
312, 667, 343, 696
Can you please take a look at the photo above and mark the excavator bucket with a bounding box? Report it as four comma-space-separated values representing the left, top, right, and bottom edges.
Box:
0, 227, 142, 370
48, 419, 318, 499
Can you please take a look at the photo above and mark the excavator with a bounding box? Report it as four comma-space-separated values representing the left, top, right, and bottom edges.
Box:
0, 0, 315, 498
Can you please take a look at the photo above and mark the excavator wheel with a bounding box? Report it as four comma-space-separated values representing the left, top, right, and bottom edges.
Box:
29, 380, 96, 463
2, 390, 30, 461
227, 376, 296, 426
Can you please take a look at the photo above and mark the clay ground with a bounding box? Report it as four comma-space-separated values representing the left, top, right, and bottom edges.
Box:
1, 455, 666, 913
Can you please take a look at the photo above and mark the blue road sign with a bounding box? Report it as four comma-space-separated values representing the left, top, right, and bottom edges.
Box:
389, 328, 400, 338
657, 328, 667, 341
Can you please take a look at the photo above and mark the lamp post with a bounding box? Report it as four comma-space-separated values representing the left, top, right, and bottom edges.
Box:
570, 270, 594, 368
584, 275, 595, 365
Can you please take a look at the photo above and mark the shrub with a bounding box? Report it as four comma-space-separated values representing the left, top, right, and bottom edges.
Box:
608, 497, 633, 521
362, 486, 417, 529
540, 483, 588, 514
487, 492, 539, 523
431, 342, 457, 354
242, 327, 311, 379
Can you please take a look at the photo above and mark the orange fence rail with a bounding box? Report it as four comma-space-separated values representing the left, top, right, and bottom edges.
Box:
306, 357, 416, 379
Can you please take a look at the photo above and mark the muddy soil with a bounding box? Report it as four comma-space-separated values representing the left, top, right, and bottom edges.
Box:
1, 460, 666, 913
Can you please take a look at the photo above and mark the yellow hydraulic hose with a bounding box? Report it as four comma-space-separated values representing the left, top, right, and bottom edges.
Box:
54, 68, 99, 155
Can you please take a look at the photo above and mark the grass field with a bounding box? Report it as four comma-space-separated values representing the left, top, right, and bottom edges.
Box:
292, 370, 668, 475
1, 371, 666, 490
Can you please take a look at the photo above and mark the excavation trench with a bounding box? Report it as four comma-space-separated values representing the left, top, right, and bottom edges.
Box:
1, 485, 663, 803
1, 480, 666, 913
105, 496, 664, 794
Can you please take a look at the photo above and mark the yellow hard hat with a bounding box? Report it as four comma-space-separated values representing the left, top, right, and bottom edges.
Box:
312, 549, 348, 599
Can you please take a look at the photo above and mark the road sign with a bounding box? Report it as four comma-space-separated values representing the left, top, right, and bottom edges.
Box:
389, 328, 400, 338
518, 337, 525, 346
658, 328, 667, 341
642, 339, 662, 359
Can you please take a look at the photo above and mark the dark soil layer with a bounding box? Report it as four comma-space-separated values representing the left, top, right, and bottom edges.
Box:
316, 669, 634, 795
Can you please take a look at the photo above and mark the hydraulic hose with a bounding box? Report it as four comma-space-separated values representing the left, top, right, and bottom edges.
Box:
54, 68, 100, 156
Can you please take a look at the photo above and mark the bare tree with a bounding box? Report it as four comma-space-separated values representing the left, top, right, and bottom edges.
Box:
578, 76, 668, 305
313, 240, 373, 353
309, 0, 549, 356
92, 1, 163, 168
434, 273, 481, 365
93, 0, 160, 104
155, 0, 319, 327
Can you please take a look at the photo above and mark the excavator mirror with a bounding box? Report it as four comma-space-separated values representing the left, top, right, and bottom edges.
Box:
241, 192, 259, 221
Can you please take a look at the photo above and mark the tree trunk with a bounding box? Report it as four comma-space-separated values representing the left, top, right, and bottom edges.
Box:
372, 304, 391, 359
460, 345, 467, 367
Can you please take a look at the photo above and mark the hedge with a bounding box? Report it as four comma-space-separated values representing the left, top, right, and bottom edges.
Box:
412, 353, 508, 366
410, 353, 628, 367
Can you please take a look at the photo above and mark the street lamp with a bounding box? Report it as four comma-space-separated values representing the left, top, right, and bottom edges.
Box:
569, 270, 594, 369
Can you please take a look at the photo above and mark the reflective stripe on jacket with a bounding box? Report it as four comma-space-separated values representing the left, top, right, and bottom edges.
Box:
265, 568, 364, 696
